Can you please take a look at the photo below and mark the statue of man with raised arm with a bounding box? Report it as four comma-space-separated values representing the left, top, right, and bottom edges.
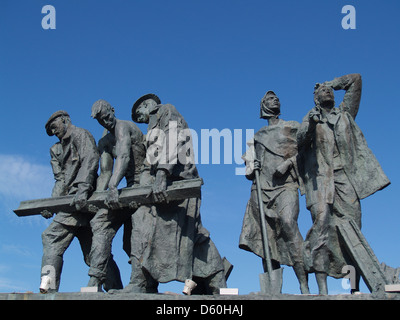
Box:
297, 74, 390, 294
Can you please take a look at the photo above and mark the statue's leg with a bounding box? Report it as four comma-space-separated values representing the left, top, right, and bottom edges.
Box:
279, 190, 310, 294
315, 272, 328, 295
307, 202, 331, 295
115, 256, 158, 294
41, 221, 74, 292
206, 270, 227, 295
87, 208, 124, 290
332, 169, 362, 293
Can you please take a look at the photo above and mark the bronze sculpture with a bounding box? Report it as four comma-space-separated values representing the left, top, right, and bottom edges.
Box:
120, 94, 227, 294
40, 110, 122, 293
239, 91, 309, 294
87, 99, 146, 290
297, 74, 390, 294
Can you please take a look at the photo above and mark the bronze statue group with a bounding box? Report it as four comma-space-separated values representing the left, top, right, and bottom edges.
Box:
39, 74, 391, 295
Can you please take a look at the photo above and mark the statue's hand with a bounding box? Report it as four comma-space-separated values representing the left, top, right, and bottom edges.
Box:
322, 80, 334, 88
40, 209, 54, 219
253, 158, 261, 172
71, 193, 88, 211
87, 204, 99, 213
309, 110, 322, 123
152, 170, 168, 203
128, 201, 141, 210
105, 188, 120, 210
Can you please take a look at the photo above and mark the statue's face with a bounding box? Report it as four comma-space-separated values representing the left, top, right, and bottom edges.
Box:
263, 94, 281, 115
96, 107, 116, 131
49, 117, 68, 140
134, 99, 153, 124
316, 86, 334, 106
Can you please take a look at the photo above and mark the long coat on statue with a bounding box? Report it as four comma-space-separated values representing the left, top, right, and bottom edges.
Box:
239, 119, 304, 267
131, 103, 225, 284
297, 74, 390, 277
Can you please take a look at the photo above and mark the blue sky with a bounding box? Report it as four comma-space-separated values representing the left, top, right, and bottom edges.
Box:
0, 0, 400, 295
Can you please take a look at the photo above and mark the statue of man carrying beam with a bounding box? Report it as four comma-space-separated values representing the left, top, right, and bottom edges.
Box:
40, 110, 122, 293
121, 93, 227, 294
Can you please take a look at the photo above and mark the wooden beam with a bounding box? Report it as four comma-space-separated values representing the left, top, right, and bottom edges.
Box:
14, 178, 203, 217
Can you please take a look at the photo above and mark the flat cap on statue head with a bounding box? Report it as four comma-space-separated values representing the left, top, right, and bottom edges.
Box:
131, 93, 161, 122
45, 110, 70, 136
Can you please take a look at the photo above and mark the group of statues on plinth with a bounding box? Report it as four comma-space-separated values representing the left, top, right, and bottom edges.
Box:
239, 73, 391, 295
39, 94, 226, 295
32, 73, 395, 295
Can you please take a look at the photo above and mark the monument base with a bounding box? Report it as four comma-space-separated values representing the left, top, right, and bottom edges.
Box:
1, 291, 399, 300
80, 286, 102, 293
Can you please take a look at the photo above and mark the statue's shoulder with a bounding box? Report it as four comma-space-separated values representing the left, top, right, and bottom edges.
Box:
159, 103, 180, 117
282, 119, 300, 129
158, 104, 187, 127
71, 125, 93, 139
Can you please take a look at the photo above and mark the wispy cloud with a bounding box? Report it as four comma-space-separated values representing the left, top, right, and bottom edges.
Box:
0, 263, 33, 293
0, 154, 53, 200
0, 264, 10, 273
0, 154, 53, 224
0, 277, 30, 292
1, 244, 34, 258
